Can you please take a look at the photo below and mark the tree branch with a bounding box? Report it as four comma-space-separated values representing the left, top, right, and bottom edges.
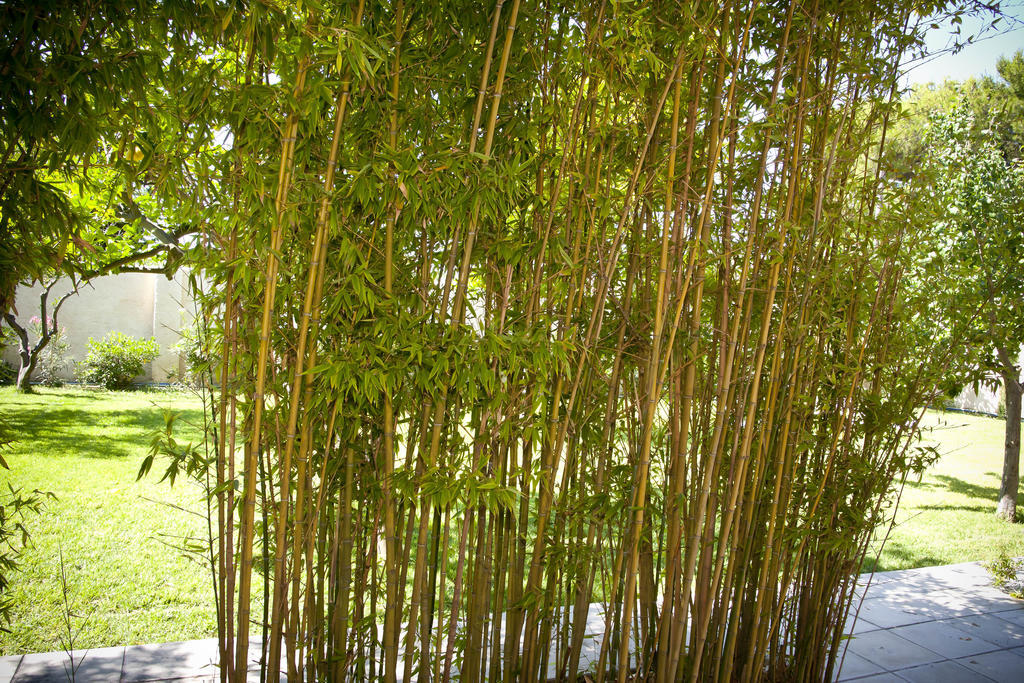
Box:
2, 313, 29, 356
79, 244, 170, 280
995, 344, 1022, 393
48, 279, 82, 342
115, 266, 176, 275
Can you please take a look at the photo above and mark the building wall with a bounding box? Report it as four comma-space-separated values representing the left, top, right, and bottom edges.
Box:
2, 271, 192, 382
948, 347, 1024, 415
949, 381, 1003, 415
4, 271, 1020, 402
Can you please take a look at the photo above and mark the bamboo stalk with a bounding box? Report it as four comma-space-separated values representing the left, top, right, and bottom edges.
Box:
234, 52, 310, 683
191, 5, 953, 682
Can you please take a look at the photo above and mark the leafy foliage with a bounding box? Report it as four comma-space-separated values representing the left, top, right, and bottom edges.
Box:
985, 553, 1024, 598
26, 318, 69, 388
0, 0, 221, 394
926, 102, 1024, 360
889, 52, 1024, 521
138, 409, 209, 488
0, 481, 52, 631
10, 0, 1001, 680
78, 333, 160, 391
170, 320, 217, 388
0, 0, 221, 315
127, 1, 988, 681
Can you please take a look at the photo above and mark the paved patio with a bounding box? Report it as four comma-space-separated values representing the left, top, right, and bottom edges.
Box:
837, 561, 1024, 681
2, 561, 1021, 682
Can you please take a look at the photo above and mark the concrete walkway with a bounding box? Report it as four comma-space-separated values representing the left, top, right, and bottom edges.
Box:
2, 561, 1021, 682
837, 561, 1024, 681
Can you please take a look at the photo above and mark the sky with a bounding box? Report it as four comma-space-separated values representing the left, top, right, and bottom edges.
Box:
902, 2, 1024, 87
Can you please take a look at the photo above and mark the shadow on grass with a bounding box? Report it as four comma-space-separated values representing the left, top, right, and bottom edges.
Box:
904, 474, 999, 502
932, 474, 1000, 501
24, 390, 105, 400
1, 404, 205, 460
863, 544, 943, 573
916, 504, 999, 514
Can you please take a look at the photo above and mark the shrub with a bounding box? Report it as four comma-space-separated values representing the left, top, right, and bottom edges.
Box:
33, 322, 70, 388
79, 332, 160, 390
0, 361, 14, 386
985, 553, 1023, 599
0, 327, 16, 386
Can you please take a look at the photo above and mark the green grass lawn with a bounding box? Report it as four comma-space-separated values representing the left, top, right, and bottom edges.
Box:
0, 386, 217, 655
865, 409, 1024, 572
0, 388, 1022, 655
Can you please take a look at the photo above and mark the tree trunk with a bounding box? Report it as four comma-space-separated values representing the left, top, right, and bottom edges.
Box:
15, 352, 38, 393
13, 330, 53, 393
4, 313, 37, 393
996, 362, 1022, 522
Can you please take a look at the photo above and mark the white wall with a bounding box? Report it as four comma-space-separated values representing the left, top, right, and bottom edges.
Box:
2, 271, 193, 382
949, 381, 1003, 415
948, 347, 1024, 415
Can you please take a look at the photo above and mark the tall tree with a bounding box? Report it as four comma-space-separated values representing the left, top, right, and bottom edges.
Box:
0, 1, 223, 390
0, 0, 224, 632
896, 54, 1024, 521
0, 0, 217, 315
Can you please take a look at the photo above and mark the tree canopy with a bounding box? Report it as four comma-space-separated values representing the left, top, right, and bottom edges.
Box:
0, 0, 218, 314
888, 52, 1024, 520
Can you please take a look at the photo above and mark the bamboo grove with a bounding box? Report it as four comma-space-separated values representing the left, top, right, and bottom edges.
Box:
149, 0, 961, 680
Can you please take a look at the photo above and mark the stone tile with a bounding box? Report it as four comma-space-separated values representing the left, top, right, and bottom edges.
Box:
940, 613, 1024, 650
863, 569, 913, 585
586, 604, 614, 634
843, 618, 884, 638
14, 646, 124, 683
13, 651, 68, 682
844, 611, 882, 636
246, 674, 286, 683
243, 640, 289, 674
917, 562, 996, 587
868, 577, 933, 593
834, 651, 884, 680
575, 634, 602, 674
844, 675, 909, 683
958, 584, 1021, 600
860, 575, 935, 595
942, 562, 996, 578
858, 586, 917, 604
856, 599, 933, 629
844, 630, 943, 670
890, 620, 1001, 658
953, 589, 1024, 615
870, 588, 986, 621
121, 638, 219, 681
862, 563, 995, 597
956, 650, 1024, 683
862, 577, 941, 598
0, 656, 21, 683
905, 594, 981, 620
896, 659, 993, 683
991, 607, 1024, 628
